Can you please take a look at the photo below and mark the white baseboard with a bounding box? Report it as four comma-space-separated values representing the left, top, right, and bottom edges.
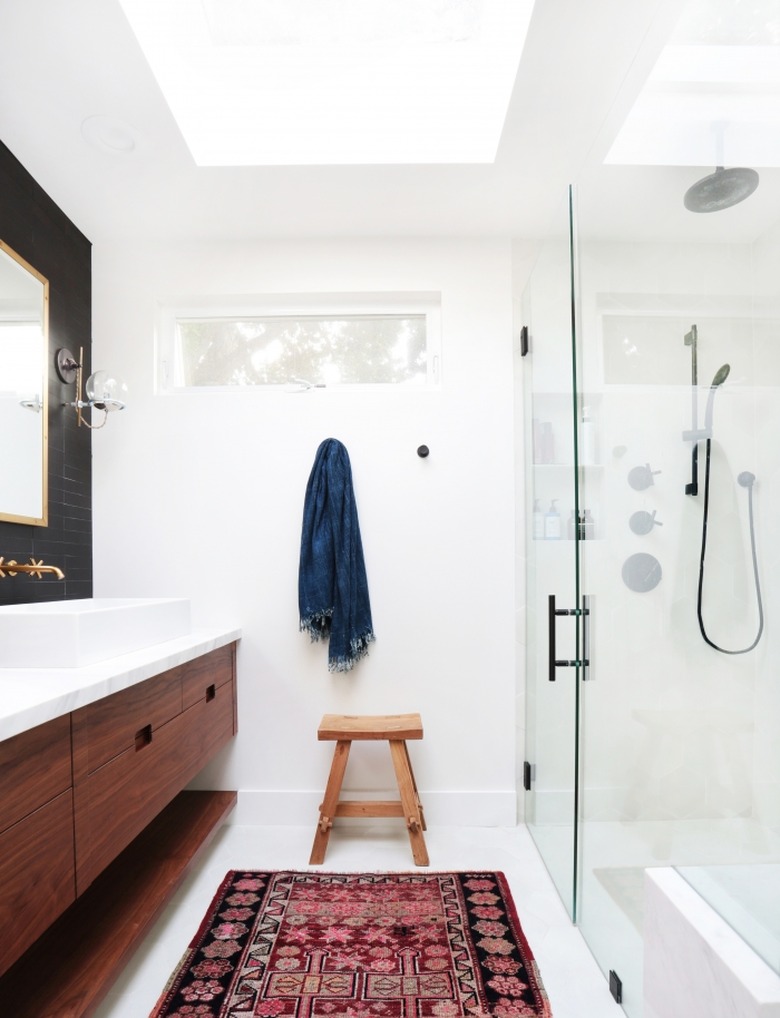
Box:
228, 789, 517, 828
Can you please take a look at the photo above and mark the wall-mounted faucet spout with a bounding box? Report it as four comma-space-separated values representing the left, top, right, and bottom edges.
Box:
0, 557, 65, 580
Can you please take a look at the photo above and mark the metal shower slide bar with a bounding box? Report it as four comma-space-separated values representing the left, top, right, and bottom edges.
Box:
684, 323, 699, 495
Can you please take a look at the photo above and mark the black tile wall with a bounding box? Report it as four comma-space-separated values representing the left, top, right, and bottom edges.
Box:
0, 140, 93, 605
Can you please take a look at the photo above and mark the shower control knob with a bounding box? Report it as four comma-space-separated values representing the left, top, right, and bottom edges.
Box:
622, 553, 663, 593
629, 510, 663, 535
627, 464, 661, 491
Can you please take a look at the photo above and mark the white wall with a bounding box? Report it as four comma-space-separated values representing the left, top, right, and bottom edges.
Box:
91, 238, 518, 826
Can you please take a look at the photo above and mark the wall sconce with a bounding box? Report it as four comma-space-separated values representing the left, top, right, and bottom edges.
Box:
55, 347, 127, 429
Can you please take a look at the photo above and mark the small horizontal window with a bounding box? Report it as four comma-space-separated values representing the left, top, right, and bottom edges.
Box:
157, 295, 440, 391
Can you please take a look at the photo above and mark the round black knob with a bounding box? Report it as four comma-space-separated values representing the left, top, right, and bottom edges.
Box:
417, 445, 430, 458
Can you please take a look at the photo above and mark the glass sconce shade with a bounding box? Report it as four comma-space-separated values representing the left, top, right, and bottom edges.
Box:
85, 369, 127, 411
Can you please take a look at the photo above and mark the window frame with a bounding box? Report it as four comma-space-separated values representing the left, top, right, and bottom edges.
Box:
156, 292, 442, 393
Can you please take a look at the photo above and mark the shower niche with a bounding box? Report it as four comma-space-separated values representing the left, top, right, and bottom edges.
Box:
530, 391, 604, 541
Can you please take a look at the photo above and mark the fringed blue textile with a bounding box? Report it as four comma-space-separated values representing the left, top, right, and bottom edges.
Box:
298, 438, 375, 672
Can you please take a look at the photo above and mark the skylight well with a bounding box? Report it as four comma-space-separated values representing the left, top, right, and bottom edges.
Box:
605, 0, 780, 168
118, 0, 534, 165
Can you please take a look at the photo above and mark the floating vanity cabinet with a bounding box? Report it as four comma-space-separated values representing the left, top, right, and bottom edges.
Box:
0, 638, 238, 1017
0, 714, 75, 976
72, 645, 236, 894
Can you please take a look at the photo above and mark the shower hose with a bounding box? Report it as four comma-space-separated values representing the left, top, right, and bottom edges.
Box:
697, 437, 764, 654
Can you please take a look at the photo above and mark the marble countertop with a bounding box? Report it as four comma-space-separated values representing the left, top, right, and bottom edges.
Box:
0, 626, 241, 742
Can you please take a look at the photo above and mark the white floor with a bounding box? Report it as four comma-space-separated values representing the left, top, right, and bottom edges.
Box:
93, 822, 625, 1018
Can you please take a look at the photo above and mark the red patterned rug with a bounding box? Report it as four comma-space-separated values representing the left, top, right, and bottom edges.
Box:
151, 871, 552, 1018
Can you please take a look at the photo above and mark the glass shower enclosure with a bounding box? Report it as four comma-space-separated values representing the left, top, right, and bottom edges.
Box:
521, 172, 780, 1015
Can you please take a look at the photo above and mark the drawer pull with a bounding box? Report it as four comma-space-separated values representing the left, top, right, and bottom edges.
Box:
135, 724, 152, 750
206, 684, 216, 702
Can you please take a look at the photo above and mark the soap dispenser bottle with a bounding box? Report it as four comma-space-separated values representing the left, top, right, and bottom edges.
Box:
544, 499, 561, 540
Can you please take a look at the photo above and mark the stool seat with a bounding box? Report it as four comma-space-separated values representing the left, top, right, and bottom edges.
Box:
318, 713, 423, 741
310, 712, 428, 867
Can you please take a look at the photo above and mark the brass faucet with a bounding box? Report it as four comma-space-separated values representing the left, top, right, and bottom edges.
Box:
0, 557, 65, 580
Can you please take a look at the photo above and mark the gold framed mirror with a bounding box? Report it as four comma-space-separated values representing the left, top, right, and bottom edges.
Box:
0, 239, 49, 526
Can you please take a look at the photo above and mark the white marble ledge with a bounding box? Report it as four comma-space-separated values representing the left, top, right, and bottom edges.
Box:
0, 626, 241, 743
644, 867, 780, 1018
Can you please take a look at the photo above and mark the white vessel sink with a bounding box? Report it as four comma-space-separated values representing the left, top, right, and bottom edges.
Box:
0, 597, 191, 668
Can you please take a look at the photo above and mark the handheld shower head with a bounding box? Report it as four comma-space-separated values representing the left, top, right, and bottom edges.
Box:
704, 363, 731, 435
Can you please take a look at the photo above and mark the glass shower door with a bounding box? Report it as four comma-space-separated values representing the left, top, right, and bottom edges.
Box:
522, 189, 584, 918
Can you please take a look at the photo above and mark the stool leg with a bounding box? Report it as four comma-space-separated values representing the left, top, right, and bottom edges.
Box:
402, 741, 427, 831
389, 740, 429, 866
310, 740, 351, 865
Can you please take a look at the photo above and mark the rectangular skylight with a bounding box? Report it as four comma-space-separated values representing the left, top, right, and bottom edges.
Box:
118, 0, 534, 165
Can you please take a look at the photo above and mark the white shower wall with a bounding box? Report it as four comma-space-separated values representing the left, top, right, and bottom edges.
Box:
518, 226, 780, 833
90, 237, 518, 827
576, 238, 780, 829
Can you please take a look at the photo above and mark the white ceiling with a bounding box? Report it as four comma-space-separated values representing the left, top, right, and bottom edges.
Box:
0, 0, 778, 246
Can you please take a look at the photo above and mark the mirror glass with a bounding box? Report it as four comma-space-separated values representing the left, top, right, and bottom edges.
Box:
0, 240, 48, 526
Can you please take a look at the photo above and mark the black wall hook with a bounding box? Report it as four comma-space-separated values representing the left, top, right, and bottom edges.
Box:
417, 445, 430, 458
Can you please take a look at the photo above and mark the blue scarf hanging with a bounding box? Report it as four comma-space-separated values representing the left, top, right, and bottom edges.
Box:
299, 438, 375, 672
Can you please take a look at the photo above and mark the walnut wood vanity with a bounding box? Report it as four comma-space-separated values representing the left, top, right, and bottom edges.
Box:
0, 639, 238, 1017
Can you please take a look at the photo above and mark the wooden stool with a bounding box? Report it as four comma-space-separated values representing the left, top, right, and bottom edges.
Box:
309, 713, 428, 867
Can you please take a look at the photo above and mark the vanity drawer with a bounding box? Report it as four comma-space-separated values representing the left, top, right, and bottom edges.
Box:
0, 714, 72, 834
74, 672, 235, 892
72, 665, 183, 776
181, 644, 234, 710
0, 789, 76, 977
178, 673, 237, 782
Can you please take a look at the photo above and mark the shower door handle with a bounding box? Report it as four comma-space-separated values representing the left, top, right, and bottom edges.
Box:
548, 594, 591, 681
548, 594, 577, 681
582, 594, 591, 681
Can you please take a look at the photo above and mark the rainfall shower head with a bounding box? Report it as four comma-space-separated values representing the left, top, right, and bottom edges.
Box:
704, 363, 731, 434
684, 167, 759, 213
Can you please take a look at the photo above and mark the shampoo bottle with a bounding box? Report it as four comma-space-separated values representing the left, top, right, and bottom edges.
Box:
581, 406, 598, 466
533, 499, 544, 540
544, 499, 561, 540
